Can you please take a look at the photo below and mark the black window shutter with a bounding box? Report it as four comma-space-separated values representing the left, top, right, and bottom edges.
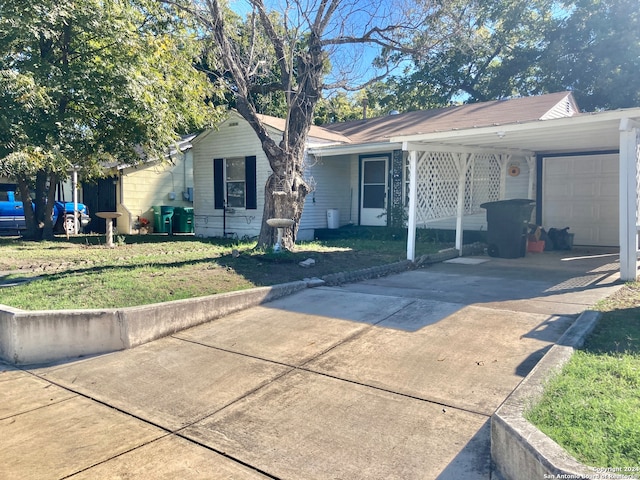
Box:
214, 158, 224, 209
245, 155, 257, 210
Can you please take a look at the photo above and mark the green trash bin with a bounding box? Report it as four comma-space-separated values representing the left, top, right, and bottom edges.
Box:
152, 206, 163, 233
172, 206, 194, 233
160, 206, 174, 234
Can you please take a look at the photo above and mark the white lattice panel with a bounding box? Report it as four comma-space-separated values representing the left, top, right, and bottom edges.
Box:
411, 151, 501, 224
414, 151, 460, 224
466, 154, 501, 214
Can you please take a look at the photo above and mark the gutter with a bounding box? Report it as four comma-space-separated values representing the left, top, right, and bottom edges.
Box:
308, 141, 403, 156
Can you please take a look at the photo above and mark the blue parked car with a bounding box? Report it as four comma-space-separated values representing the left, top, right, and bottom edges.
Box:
0, 189, 91, 235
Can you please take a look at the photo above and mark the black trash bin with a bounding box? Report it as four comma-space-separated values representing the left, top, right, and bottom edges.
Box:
481, 199, 536, 258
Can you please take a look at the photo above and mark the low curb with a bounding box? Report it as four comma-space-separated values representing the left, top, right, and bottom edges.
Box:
0, 280, 309, 366
0, 253, 441, 366
491, 310, 633, 480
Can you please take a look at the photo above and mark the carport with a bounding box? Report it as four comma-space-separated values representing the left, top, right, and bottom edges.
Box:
393, 108, 640, 281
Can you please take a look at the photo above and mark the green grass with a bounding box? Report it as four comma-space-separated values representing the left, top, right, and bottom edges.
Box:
526, 282, 640, 473
0, 233, 444, 310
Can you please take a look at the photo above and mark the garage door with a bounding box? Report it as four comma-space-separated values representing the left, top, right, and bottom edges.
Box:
542, 154, 618, 246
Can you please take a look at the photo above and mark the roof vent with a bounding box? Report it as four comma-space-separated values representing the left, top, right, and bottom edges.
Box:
389, 110, 400, 115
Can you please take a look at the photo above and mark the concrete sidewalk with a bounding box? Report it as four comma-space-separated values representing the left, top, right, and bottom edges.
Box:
0, 249, 623, 479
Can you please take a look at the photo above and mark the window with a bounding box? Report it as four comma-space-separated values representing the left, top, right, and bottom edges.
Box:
225, 158, 246, 207
214, 156, 257, 210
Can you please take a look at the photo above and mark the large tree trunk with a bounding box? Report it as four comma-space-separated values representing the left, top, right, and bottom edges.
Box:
19, 171, 58, 241
258, 169, 309, 250
42, 172, 58, 240
17, 179, 39, 240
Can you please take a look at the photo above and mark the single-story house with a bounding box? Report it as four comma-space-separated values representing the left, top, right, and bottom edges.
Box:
2, 136, 197, 235
191, 92, 640, 280
83, 135, 196, 234
190, 112, 350, 241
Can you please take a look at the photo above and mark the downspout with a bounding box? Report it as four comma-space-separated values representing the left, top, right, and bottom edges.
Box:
223, 201, 227, 237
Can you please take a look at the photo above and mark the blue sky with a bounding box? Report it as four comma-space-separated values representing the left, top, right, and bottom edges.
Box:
226, 0, 402, 89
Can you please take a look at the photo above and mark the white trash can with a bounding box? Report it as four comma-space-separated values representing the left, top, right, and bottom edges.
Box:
327, 209, 339, 229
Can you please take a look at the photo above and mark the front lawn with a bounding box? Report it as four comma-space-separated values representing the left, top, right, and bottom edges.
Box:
526, 283, 640, 473
0, 234, 444, 310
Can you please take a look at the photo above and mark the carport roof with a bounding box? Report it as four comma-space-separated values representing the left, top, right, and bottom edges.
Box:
393, 107, 640, 155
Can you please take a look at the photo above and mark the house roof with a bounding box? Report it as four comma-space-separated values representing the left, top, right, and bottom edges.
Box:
195, 93, 578, 149
256, 114, 351, 144
320, 91, 579, 144
112, 134, 197, 171
196, 93, 638, 157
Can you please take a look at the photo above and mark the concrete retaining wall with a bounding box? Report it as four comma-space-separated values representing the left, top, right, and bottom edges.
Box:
0, 281, 308, 366
0, 253, 472, 367
491, 311, 630, 480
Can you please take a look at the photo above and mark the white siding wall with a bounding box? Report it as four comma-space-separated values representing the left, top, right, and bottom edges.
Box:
540, 96, 578, 120
193, 114, 535, 241
300, 154, 353, 238
504, 155, 532, 200
193, 115, 357, 241
192, 116, 270, 239
349, 155, 360, 223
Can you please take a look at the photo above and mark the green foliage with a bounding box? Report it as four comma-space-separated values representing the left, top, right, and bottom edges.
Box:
0, 0, 222, 238
314, 92, 362, 125
539, 0, 640, 111
380, 0, 557, 109
380, 0, 640, 111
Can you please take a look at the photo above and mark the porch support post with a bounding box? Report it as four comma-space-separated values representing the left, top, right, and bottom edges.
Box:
619, 118, 640, 281
71, 167, 79, 235
455, 153, 472, 255
526, 156, 536, 200
406, 148, 418, 262
390, 150, 404, 227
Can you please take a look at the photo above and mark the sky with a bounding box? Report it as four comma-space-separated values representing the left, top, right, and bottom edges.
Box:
226, 0, 404, 88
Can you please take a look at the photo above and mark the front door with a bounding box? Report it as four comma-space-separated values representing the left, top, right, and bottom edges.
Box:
360, 157, 388, 226
82, 177, 117, 234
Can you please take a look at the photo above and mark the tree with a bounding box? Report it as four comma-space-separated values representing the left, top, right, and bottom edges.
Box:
313, 90, 388, 125
167, 0, 463, 249
539, 0, 640, 111
377, 0, 557, 110
0, 0, 221, 239
380, 0, 639, 111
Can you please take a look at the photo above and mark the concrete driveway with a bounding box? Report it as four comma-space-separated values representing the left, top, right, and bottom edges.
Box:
0, 248, 623, 479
